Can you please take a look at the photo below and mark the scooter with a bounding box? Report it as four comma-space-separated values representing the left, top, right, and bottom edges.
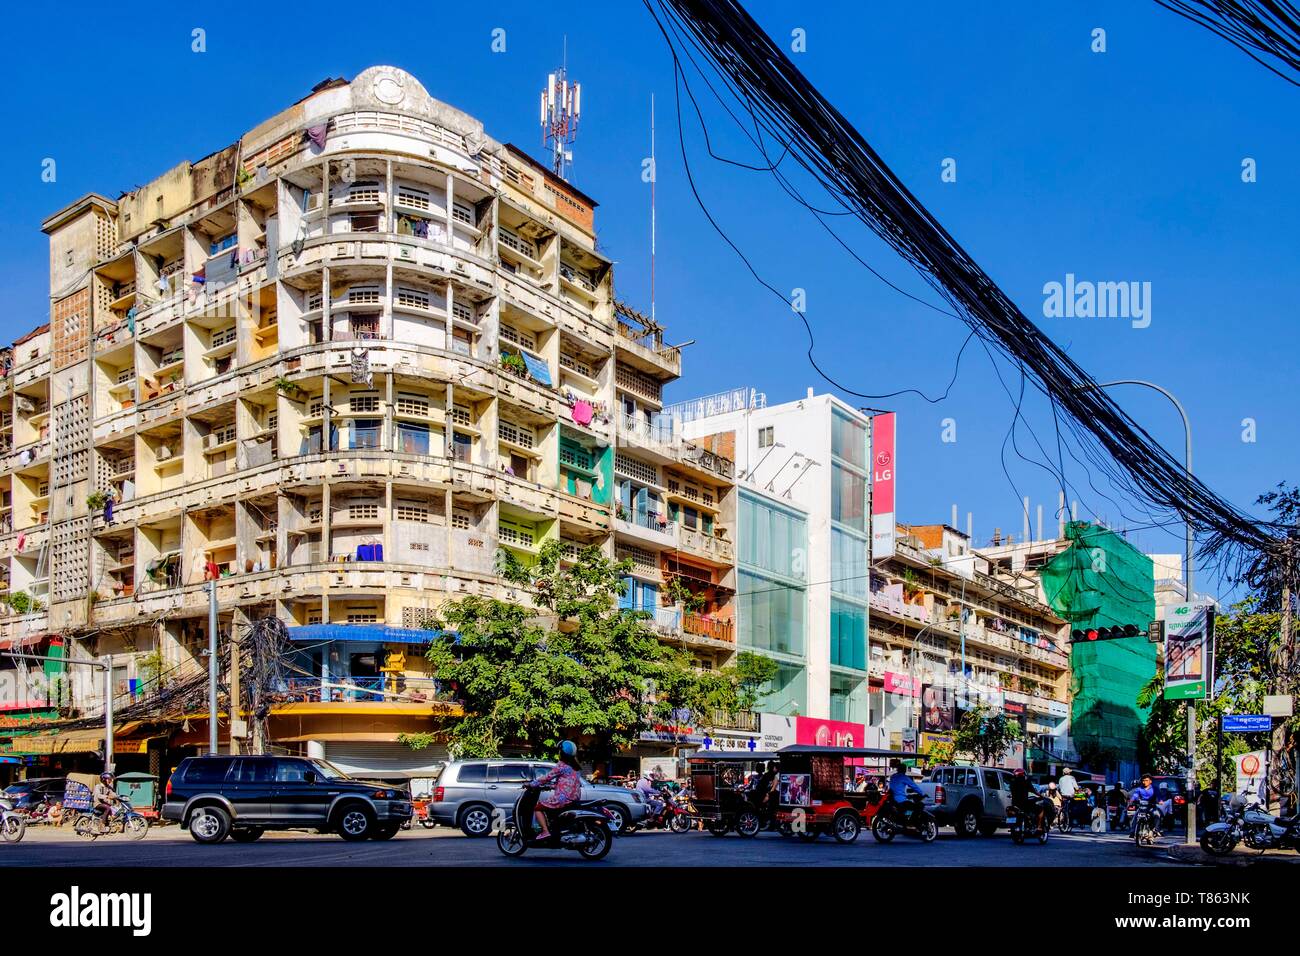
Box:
870, 794, 938, 843
0, 797, 27, 844
1130, 801, 1162, 846
496, 782, 615, 861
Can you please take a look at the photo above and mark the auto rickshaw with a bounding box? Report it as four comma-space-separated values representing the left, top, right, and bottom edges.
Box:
684, 751, 781, 837
773, 746, 918, 843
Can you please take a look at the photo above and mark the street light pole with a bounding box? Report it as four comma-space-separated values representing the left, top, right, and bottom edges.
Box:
1081, 379, 1197, 846
208, 578, 219, 755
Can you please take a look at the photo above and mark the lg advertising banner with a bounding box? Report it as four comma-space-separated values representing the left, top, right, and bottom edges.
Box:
871, 412, 897, 561
1163, 603, 1213, 700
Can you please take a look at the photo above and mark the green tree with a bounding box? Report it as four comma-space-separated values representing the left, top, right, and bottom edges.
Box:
1135, 669, 1186, 775
951, 703, 1022, 765
426, 541, 772, 759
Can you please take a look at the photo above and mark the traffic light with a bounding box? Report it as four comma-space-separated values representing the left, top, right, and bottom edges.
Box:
1069, 623, 1143, 643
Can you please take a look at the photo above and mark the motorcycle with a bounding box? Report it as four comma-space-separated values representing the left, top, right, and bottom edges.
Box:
73, 796, 150, 841
1200, 790, 1250, 856
1130, 801, 1162, 846
496, 782, 615, 861
0, 797, 27, 844
20, 799, 64, 827
870, 794, 938, 843
1239, 801, 1300, 852
1008, 797, 1050, 845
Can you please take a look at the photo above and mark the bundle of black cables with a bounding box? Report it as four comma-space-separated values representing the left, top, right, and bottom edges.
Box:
1155, 1, 1300, 87
645, 0, 1288, 579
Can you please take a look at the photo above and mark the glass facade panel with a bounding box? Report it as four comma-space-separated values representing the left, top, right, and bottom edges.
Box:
831, 408, 867, 469
831, 464, 866, 532
738, 571, 804, 656
831, 528, 869, 600
830, 599, 867, 670
739, 491, 807, 580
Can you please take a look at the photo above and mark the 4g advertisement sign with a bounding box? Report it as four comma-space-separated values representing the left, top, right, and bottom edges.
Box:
1163, 603, 1214, 700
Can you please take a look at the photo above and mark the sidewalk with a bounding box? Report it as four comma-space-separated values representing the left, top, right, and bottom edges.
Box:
1167, 841, 1300, 866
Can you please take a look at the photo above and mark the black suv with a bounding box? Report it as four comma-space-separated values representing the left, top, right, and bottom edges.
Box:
162, 755, 412, 844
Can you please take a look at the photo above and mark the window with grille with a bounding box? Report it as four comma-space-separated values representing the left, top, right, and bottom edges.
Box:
499, 324, 536, 352
309, 397, 325, 418
451, 404, 472, 427
307, 292, 324, 312
396, 187, 431, 211
344, 181, 381, 203
451, 299, 476, 324
37, 482, 50, 498
346, 502, 379, 521
702, 491, 715, 507
498, 227, 536, 259
266, 411, 278, 431
395, 287, 429, 310
616, 546, 657, 575
615, 453, 657, 486
402, 606, 441, 629
347, 610, 380, 624
395, 394, 428, 417
667, 478, 680, 494
350, 392, 380, 414
560, 353, 593, 378
498, 419, 534, 449
212, 424, 236, 445
346, 286, 381, 306
307, 506, 323, 523
307, 611, 322, 625
757, 426, 775, 449
211, 326, 237, 348
349, 212, 380, 232
451, 511, 471, 530
498, 519, 535, 548
349, 313, 381, 339
452, 201, 475, 226
395, 504, 429, 522
116, 368, 134, 385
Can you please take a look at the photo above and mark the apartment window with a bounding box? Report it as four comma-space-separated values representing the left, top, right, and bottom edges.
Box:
508, 453, 530, 479
347, 610, 380, 624
450, 404, 472, 427
450, 299, 476, 324
306, 292, 324, 312
452, 432, 472, 463
344, 181, 381, 203
395, 393, 429, 417
452, 200, 475, 226
757, 426, 775, 449
831, 464, 866, 533
395, 504, 429, 522
346, 502, 379, 521
451, 512, 471, 530
349, 211, 380, 233
352, 419, 381, 450
350, 392, 380, 414
614, 453, 657, 487
395, 422, 430, 455
395, 287, 430, 311
451, 329, 472, 356
498, 419, 535, 449
396, 187, 431, 211
211, 325, 237, 348
831, 409, 868, 469
208, 233, 237, 256
499, 324, 536, 353
349, 313, 381, 340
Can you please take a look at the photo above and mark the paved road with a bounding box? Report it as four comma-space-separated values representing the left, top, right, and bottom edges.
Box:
1, 823, 1188, 867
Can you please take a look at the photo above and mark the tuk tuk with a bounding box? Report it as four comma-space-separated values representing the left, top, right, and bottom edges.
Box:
774, 746, 919, 843
684, 751, 780, 837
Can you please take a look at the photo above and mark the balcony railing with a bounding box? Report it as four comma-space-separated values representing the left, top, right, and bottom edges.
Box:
707, 708, 758, 732
281, 676, 456, 704
684, 612, 734, 643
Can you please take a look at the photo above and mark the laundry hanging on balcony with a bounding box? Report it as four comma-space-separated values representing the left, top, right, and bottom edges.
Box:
571, 400, 594, 426
305, 124, 329, 150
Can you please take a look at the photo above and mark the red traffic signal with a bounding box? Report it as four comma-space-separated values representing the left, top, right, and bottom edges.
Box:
1070, 624, 1142, 643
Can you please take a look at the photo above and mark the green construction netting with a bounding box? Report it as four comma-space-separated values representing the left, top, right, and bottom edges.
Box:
1040, 522, 1157, 764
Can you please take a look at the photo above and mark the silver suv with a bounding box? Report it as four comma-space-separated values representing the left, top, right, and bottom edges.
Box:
428, 759, 647, 836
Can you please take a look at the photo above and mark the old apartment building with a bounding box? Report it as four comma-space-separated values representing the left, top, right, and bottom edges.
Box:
0, 66, 737, 777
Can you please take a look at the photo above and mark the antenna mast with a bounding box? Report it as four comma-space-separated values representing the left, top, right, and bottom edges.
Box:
650, 93, 656, 322
539, 39, 581, 179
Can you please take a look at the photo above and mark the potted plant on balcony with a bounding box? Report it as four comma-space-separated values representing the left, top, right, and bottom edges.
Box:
499, 351, 528, 378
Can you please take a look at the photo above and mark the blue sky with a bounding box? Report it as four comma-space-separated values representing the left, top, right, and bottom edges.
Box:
2, 1, 1295, 597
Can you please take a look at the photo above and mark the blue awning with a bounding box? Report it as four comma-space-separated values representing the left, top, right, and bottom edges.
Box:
286, 624, 456, 645
519, 351, 553, 386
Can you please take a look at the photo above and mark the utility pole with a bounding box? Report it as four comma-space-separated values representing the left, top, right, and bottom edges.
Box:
103, 654, 114, 772
208, 579, 219, 755
1274, 542, 1294, 811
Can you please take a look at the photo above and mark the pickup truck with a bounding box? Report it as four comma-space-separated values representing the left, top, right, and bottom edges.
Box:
918, 765, 1016, 837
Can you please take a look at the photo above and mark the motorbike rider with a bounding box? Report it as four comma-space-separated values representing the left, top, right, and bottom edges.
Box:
532, 740, 584, 841
750, 761, 779, 815
637, 772, 665, 818
92, 771, 122, 823
1128, 773, 1162, 831
886, 759, 925, 825
1044, 781, 1064, 826
1009, 769, 1044, 832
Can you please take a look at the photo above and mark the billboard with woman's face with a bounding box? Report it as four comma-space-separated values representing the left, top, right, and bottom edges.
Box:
922, 684, 956, 732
